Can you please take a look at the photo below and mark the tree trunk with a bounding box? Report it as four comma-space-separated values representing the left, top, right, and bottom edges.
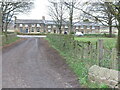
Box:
69, 2, 74, 34
108, 16, 112, 37
117, 25, 120, 71
109, 25, 112, 37
4, 22, 8, 41
59, 27, 62, 34
70, 15, 73, 34
2, 22, 4, 32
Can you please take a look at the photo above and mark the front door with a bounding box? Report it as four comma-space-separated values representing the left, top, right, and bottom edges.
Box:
26, 29, 28, 33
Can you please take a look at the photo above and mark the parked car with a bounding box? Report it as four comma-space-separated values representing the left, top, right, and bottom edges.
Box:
75, 32, 84, 36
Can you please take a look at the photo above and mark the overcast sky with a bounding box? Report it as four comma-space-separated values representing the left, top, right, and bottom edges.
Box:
16, 0, 111, 20
17, 0, 89, 20
17, 0, 51, 20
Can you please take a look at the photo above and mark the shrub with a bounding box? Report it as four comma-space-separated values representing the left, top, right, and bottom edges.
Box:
84, 34, 116, 37
70, 31, 75, 34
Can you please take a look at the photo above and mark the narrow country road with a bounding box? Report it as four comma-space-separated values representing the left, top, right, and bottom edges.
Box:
2, 38, 80, 88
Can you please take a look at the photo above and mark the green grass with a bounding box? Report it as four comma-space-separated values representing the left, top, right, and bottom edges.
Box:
75, 36, 117, 50
46, 37, 109, 88
2, 37, 20, 46
0, 32, 2, 35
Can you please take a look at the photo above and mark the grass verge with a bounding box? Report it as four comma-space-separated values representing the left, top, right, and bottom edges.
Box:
2, 37, 20, 46
45, 37, 109, 88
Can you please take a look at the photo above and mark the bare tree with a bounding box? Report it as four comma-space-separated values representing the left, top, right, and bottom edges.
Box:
0, 4, 2, 34
1, 0, 34, 38
79, 0, 120, 70
105, 1, 120, 67
64, 0, 81, 34
48, 0, 67, 34
80, 1, 115, 37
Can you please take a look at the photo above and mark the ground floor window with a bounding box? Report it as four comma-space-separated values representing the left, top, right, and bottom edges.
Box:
48, 30, 51, 33
32, 28, 34, 32
26, 28, 28, 33
37, 28, 40, 32
54, 30, 56, 33
20, 27, 23, 32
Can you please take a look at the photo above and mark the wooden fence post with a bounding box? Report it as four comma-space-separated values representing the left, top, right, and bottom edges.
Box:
97, 39, 104, 66
81, 43, 84, 59
111, 48, 118, 70
88, 43, 92, 59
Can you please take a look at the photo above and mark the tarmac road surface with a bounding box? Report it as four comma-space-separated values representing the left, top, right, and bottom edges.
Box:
2, 38, 80, 88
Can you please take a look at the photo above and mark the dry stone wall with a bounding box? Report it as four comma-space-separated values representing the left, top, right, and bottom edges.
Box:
88, 65, 119, 88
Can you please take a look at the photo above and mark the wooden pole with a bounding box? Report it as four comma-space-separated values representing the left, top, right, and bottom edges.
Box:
97, 39, 104, 66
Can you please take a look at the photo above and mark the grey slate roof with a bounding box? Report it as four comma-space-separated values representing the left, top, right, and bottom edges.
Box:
16, 19, 44, 24
45, 20, 56, 25
16, 19, 101, 26
74, 22, 100, 26
44, 20, 68, 25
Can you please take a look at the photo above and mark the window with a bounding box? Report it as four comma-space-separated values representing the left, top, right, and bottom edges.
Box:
48, 30, 51, 32
48, 26, 51, 28
32, 28, 34, 32
87, 26, 90, 29
20, 27, 23, 32
92, 26, 95, 29
61, 26, 64, 28
37, 28, 40, 32
25, 24, 28, 27
80, 26, 84, 29
19, 24, 23, 27
65, 26, 68, 28
53, 25, 56, 28
76, 27, 79, 29
32, 24, 35, 27
37, 24, 40, 27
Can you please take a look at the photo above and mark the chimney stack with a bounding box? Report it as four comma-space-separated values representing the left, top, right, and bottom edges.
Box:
14, 16, 17, 28
42, 16, 45, 21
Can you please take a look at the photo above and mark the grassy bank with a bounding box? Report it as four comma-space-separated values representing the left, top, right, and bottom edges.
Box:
1, 33, 20, 46
2, 37, 20, 46
46, 34, 109, 88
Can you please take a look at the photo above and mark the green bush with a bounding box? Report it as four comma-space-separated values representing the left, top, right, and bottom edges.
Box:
70, 31, 75, 34
84, 34, 116, 37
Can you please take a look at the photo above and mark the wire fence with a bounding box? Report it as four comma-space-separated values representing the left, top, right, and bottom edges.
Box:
47, 34, 118, 70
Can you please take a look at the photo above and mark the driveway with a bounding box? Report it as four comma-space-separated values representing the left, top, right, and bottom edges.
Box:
2, 37, 80, 88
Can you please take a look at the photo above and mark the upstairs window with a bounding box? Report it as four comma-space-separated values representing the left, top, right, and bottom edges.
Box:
92, 26, 95, 29
48, 26, 51, 28
87, 26, 90, 29
76, 27, 79, 29
65, 26, 68, 28
25, 24, 28, 27
53, 25, 56, 28
19, 24, 23, 27
80, 26, 84, 29
32, 24, 35, 27
37, 24, 40, 27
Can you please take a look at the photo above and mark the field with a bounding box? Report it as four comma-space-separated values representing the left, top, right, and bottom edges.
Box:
75, 37, 117, 50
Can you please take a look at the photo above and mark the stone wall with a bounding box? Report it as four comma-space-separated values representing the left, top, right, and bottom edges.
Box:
88, 65, 119, 88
